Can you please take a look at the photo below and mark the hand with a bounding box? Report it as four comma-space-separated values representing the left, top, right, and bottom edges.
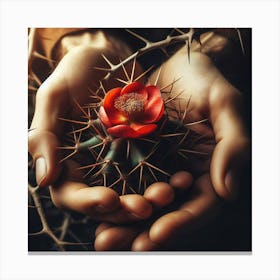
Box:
28, 33, 170, 223
94, 45, 250, 250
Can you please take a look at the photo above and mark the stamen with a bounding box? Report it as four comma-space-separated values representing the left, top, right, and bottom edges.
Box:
114, 93, 145, 115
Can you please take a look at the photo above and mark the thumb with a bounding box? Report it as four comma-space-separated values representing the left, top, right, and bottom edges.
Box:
29, 130, 62, 187
28, 75, 70, 187
209, 78, 250, 200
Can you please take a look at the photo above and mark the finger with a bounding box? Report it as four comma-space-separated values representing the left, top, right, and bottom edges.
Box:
143, 172, 193, 209
169, 171, 193, 192
131, 231, 161, 251
29, 51, 101, 186
149, 174, 220, 244
95, 226, 161, 251
29, 74, 70, 187
119, 194, 153, 219
31, 74, 70, 134
93, 194, 153, 224
28, 130, 62, 187
50, 182, 120, 215
94, 225, 138, 251
50, 160, 152, 223
144, 182, 175, 208
51, 182, 153, 223
209, 78, 250, 200
95, 223, 114, 237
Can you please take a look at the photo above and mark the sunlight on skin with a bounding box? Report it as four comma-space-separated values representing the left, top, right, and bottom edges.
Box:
94, 47, 249, 251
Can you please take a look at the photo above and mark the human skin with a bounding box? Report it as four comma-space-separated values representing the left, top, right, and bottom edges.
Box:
94, 47, 250, 251
28, 29, 250, 250
29, 31, 181, 223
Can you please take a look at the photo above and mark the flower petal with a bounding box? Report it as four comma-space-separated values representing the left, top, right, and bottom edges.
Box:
104, 87, 122, 110
138, 85, 164, 123
99, 106, 112, 127
146, 85, 162, 100
103, 87, 127, 125
135, 124, 157, 137
121, 81, 147, 99
107, 124, 157, 138
142, 98, 164, 122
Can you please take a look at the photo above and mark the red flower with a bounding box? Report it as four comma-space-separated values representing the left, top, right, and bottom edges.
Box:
99, 82, 164, 138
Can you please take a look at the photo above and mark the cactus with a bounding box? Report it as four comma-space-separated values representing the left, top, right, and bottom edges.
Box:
56, 28, 209, 195
57, 64, 207, 195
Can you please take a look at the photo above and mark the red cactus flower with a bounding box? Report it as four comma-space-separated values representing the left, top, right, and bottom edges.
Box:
99, 82, 164, 138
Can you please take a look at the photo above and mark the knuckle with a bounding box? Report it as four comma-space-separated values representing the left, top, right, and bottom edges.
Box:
49, 188, 63, 209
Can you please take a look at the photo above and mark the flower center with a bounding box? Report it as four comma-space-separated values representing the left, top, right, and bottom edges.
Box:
114, 93, 145, 115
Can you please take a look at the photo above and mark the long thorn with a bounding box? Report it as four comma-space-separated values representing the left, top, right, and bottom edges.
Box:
99, 81, 107, 96
88, 141, 105, 150
33, 51, 55, 63
58, 117, 87, 126
145, 162, 171, 177
179, 148, 208, 155
108, 177, 121, 189
94, 66, 112, 72
59, 150, 77, 163
115, 78, 129, 85
83, 164, 101, 179
127, 162, 142, 176
138, 165, 143, 193
56, 146, 76, 150
153, 66, 162, 86
126, 29, 150, 44
103, 173, 107, 187
185, 118, 208, 126
126, 140, 130, 159
134, 65, 154, 82
178, 151, 189, 161
128, 184, 136, 194
96, 142, 106, 161
130, 57, 137, 82
181, 95, 192, 121
122, 180, 127, 195
120, 58, 130, 81
236, 28, 245, 55
160, 76, 182, 91
144, 142, 160, 161
70, 125, 90, 135
73, 98, 89, 118
147, 165, 158, 181
164, 90, 184, 104
78, 161, 105, 170
178, 129, 190, 147
93, 162, 110, 178
160, 132, 185, 137
102, 54, 114, 68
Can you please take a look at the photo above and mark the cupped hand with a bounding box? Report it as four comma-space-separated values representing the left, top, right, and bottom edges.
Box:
28, 35, 171, 223
94, 46, 250, 250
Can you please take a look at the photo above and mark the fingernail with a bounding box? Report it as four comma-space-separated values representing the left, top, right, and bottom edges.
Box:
36, 157, 46, 186
225, 169, 239, 200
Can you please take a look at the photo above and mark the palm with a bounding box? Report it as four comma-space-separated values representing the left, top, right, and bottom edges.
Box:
30, 44, 158, 223
94, 49, 246, 250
